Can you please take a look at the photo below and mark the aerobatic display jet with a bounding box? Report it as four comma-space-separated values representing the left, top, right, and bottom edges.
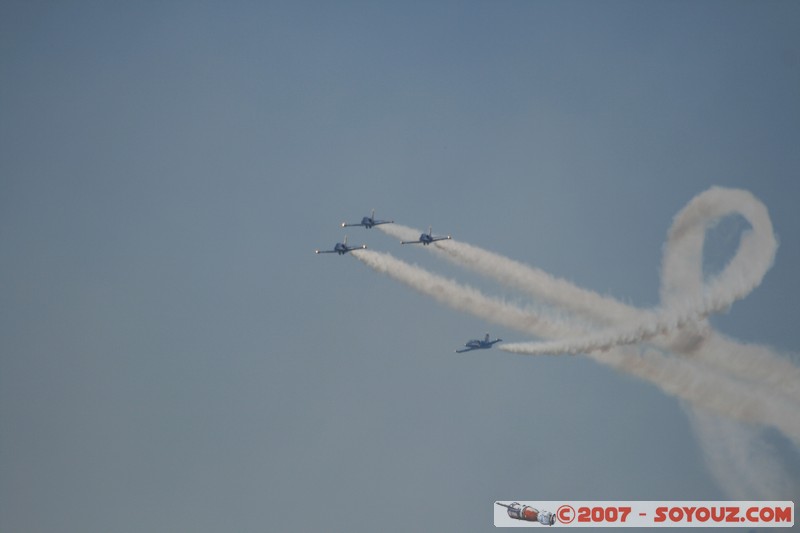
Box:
400, 226, 451, 245
455, 333, 502, 353
341, 209, 394, 229
315, 235, 366, 255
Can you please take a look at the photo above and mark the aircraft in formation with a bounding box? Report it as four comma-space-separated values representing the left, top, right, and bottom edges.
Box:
314, 235, 366, 255
341, 209, 394, 229
455, 333, 503, 353
400, 226, 452, 246
318, 212, 501, 351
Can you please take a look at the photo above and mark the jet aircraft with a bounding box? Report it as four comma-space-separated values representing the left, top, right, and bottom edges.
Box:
341, 209, 394, 229
400, 226, 451, 245
315, 235, 366, 255
455, 333, 502, 353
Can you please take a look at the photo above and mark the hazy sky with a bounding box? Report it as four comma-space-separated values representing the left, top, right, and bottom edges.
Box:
2, 1, 799, 531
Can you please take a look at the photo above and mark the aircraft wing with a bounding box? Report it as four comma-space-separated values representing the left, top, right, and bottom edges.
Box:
315, 249, 337, 254
400, 239, 422, 245
455, 347, 476, 353
341, 222, 364, 228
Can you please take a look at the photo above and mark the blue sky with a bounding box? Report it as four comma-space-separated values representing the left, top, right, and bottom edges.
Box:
2, 1, 799, 531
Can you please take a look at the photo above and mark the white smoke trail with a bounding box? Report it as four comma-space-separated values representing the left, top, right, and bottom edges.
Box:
699, 334, 800, 402
378, 223, 645, 326
503, 329, 800, 406
585, 346, 800, 446
687, 407, 800, 499
351, 249, 581, 339
377, 223, 424, 245
500, 309, 699, 356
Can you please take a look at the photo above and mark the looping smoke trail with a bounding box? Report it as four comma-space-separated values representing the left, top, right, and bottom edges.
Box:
501, 187, 778, 358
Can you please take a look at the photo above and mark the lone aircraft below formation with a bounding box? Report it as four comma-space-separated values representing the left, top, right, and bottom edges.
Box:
455, 334, 503, 353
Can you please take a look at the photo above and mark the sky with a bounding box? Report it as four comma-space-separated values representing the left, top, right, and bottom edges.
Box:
1, 1, 799, 531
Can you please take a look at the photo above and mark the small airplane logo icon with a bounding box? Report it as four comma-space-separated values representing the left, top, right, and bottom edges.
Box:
315, 235, 367, 255
496, 502, 555, 526
401, 226, 452, 246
